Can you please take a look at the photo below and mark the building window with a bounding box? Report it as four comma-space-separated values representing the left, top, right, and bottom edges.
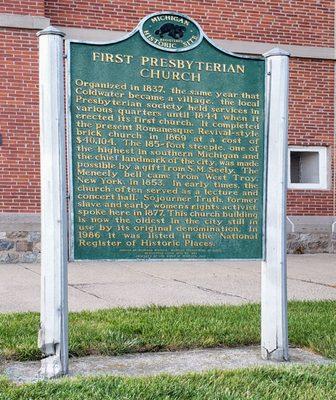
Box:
288, 146, 329, 190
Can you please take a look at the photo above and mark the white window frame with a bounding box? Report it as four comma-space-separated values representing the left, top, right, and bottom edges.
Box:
287, 146, 329, 190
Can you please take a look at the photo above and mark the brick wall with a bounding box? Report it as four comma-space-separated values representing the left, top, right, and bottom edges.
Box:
45, 0, 334, 47
0, 1, 334, 217
0, 29, 40, 212
287, 58, 334, 216
0, 0, 45, 16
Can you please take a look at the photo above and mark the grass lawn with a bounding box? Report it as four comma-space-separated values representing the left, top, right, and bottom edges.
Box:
0, 365, 335, 400
0, 300, 335, 361
0, 301, 335, 399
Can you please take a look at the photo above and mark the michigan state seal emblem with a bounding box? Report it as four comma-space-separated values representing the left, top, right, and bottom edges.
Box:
140, 12, 202, 52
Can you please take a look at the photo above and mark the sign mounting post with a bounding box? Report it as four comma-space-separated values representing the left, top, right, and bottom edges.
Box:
261, 48, 290, 361
37, 26, 69, 378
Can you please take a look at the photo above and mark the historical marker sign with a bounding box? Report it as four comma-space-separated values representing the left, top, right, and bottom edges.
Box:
68, 12, 266, 260
39, 13, 289, 377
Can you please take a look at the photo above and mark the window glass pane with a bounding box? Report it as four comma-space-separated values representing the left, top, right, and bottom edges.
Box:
290, 152, 300, 183
290, 151, 319, 184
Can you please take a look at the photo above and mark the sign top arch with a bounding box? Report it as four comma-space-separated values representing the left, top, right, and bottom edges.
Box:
139, 12, 203, 52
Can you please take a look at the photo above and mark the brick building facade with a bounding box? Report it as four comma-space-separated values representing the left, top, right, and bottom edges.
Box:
0, 1, 335, 261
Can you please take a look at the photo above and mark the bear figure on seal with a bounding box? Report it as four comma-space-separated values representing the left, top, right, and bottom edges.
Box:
155, 23, 186, 39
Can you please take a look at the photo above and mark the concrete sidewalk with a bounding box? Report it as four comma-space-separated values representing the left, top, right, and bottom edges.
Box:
3, 346, 333, 383
0, 254, 335, 313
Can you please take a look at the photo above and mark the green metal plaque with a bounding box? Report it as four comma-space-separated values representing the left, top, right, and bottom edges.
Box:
68, 12, 266, 260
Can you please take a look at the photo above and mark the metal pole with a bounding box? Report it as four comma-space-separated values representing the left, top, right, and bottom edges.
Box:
261, 48, 290, 361
37, 26, 68, 378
